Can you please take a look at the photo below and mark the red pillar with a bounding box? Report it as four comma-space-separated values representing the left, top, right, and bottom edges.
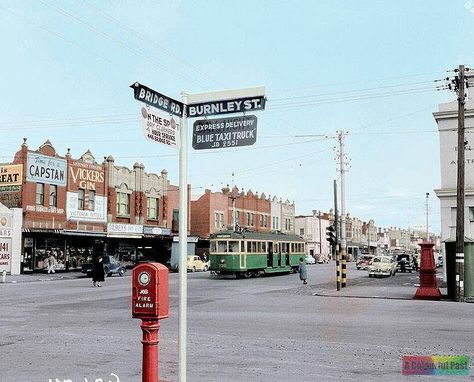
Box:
414, 242, 441, 300
141, 319, 160, 382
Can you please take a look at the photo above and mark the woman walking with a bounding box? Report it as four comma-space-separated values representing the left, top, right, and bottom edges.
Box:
298, 257, 308, 285
92, 256, 105, 287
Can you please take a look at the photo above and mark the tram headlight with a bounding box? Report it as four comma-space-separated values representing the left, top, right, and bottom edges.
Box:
220, 259, 225, 264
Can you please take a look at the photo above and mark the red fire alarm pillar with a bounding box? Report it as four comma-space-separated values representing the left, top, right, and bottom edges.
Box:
132, 263, 169, 382
414, 242, 441, 300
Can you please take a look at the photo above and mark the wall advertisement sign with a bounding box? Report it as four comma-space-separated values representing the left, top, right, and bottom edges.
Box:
26, 153, 67, 186
0, 192, 21, 208
0, 211, 12, 273
0, 237, 11, 272
68, 161, 105, 192
0, 164, 22, 186
192, 115, 257, 150
107, 223, 143, 236
66, 192, 107, 222
141, 106, 180, 148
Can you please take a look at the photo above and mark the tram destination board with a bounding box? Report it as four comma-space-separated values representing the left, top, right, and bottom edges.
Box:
192, 115, 257, 150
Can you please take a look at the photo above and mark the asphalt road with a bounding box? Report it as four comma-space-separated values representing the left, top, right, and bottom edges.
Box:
1, 264, 473, 382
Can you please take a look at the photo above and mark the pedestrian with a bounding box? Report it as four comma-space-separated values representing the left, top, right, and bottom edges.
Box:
413, 256, 418, 272
298, 257, 308, 285
92, 256, 105, 287
46, 251, 57, 274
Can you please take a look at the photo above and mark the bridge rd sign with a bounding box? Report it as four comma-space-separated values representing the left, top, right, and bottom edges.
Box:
131, 82, 184, 117
192, 115, 257, 150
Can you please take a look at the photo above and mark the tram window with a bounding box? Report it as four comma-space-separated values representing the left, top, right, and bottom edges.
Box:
251, 242, 257, 252
218, 241, 227, 252
241, 241, 245, 252
210, 242, 217, 253
290, 243, 294, 253
247, 242, 252, 252
229, 241, 239, 253
274, 243, 279, 253
262, 242, 267, 252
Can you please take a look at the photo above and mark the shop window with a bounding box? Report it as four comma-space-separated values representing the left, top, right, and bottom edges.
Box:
147, 197, 158, 220
117, 192, 130, 216
78, 189, 85, 210
469, 207, 474, 222
36, 183, 44, 205
88, 190, 95, 210
49, 184, 57, 207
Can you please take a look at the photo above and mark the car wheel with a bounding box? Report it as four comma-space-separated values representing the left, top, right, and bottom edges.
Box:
369, 274, 373, 278
119, 268, 125, 277
192, 266, 196, 272
204, 265, 209, 272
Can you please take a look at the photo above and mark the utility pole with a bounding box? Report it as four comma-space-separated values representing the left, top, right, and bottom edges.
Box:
338, 131, 347, 287
455, 64, 466, 302
334, 179, 340, 291
425, 192, 430, 242
229, 172, 239, 231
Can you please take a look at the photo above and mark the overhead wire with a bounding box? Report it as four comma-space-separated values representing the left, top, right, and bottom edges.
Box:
38, 0, 209, 89
79, 0, 225, 88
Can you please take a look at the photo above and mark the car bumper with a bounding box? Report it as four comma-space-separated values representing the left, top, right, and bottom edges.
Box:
369, 269, 391, 276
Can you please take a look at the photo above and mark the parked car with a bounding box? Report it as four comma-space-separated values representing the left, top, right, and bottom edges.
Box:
368, 256, 397, 277
81, 255, 126, 277
187, 255, 209, 272
356, 255, 374, 270
435, 255, 443, 268
396, 253, 413, 273
305, 255, 316, 265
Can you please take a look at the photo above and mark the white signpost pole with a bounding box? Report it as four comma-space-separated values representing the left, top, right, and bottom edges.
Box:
178, 92, 188, 382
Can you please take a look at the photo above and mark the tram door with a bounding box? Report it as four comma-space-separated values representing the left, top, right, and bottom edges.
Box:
267, 242, 273, 267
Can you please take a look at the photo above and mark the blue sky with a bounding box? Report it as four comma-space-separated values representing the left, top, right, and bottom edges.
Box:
1, 0, 474, 234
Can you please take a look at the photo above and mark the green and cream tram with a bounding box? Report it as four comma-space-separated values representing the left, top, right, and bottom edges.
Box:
209, 230, 306, 277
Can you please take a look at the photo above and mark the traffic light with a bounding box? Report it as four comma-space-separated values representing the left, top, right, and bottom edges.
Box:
326, 225, 336, 246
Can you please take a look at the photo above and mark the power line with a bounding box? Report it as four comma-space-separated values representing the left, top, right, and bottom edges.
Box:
38, 0, 209, 88
79, 0, 226, 88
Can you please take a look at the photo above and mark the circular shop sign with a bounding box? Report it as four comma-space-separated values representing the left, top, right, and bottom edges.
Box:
138, 271, 151, 287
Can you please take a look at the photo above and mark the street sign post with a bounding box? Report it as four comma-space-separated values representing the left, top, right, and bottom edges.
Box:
192, 115, 257, 150
133, 84, 265, 382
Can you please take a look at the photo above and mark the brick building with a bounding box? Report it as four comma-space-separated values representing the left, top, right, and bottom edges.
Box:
2, 139, 185, 273
191, 186, 290, 238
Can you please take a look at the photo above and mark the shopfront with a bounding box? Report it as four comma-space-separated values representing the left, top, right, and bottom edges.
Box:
22, 229, 65, 273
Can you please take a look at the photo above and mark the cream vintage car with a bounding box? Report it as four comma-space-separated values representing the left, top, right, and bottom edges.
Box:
187, 255, 209, 272
368, 256, 397, 278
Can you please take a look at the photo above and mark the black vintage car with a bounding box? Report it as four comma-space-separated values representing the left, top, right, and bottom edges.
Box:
81, 255, 126, 277
396, 253, 413, 273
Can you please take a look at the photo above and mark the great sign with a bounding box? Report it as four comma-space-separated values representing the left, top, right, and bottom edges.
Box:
192, 115, 257, 150
187, 96, 265, 118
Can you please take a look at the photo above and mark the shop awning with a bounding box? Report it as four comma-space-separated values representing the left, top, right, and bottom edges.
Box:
107, 233, 143, 239
62, 230, 106, 237
22, 228, 62, 234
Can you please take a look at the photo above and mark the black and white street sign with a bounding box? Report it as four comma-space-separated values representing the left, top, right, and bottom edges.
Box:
141, 106, 180, 148
192, 115, 257, 150
131, 82, 184, 117
187, 96, 265, 118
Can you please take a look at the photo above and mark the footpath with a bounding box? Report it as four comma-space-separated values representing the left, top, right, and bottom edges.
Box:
311, 270, 448, 301
0, 271, 85, 284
